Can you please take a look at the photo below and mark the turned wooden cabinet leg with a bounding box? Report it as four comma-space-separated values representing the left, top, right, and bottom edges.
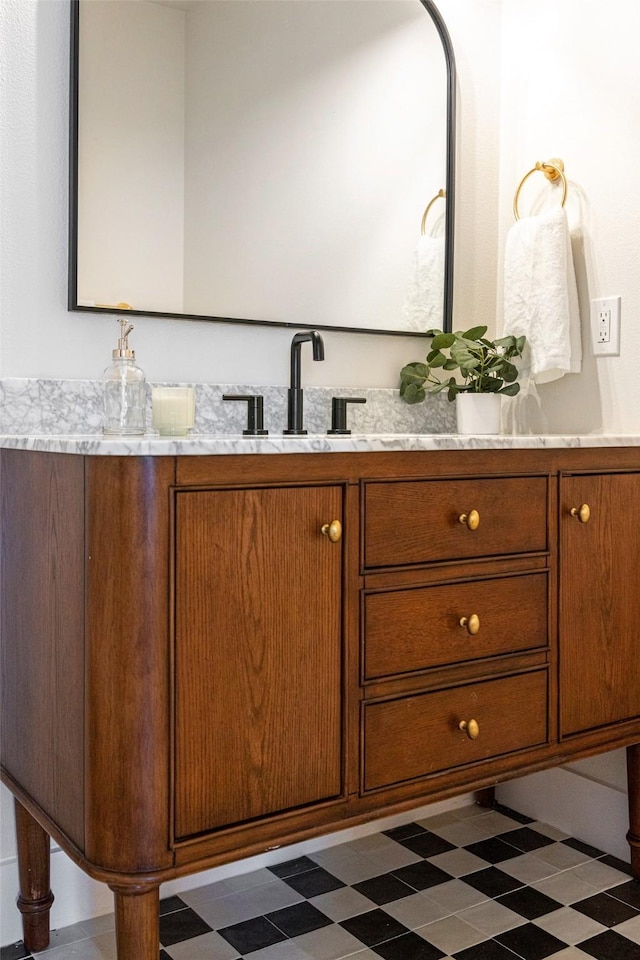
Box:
14, 799, 54, 952
110, 884, 160, 960
475, 787, 496, 808
627, 743, 640, 880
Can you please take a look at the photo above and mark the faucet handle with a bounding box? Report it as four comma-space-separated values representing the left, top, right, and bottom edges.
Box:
222, 394, 268, 436
328, 397, 366, 435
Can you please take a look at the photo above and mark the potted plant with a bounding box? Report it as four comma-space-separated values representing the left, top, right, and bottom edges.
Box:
399, 326, 526, 434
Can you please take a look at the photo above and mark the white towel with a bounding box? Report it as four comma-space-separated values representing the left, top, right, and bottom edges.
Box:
503, 206, 581, 383
401, 234, 445, 332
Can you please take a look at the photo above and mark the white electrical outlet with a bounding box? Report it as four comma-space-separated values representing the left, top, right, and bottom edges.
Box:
591, 296, 621, 356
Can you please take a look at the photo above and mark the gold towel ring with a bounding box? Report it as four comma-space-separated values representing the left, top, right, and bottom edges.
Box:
421, 188, 446, 235
513, 158, 567, 221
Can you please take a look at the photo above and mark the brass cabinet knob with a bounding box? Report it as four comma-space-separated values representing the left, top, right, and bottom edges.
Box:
458, 509, 480, 531
459, 718, 480, 739
570, 503, 591, 523
321, 520, 342, 542
459, 614, 480, 636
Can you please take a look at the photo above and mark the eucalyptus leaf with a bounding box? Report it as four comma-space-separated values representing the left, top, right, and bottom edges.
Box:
431, 332, 456, 350
499, 382, 521, 396
400, 362, 428, 381
463, 325, 488, 340
428, 353, 447, 368
500, 361, 518, 383
399, 327, 526, 405
401, 382, 426, 404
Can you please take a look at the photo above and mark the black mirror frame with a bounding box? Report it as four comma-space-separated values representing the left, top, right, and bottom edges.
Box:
68, 0, 456, 335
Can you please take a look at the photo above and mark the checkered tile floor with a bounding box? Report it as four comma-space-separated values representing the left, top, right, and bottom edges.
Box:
2, 803, 640, 960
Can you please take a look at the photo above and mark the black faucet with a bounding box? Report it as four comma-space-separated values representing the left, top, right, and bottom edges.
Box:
283, 330, 325, 435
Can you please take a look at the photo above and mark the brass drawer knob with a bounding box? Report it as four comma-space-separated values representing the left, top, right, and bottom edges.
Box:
459, 614, 480, 636
458, 509, 480, 531
321, 520, 342, 542
570, 503, 590, 523
459, 718, 480, 739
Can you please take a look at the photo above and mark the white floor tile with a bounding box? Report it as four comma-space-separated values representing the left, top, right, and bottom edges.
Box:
533, 905, 607, 945
164, 929, 241, 959
194, 878, 303, 928
457, 897, 525, 936
416, 914, 486, 953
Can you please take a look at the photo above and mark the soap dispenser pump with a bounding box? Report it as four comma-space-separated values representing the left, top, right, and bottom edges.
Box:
102, 317, 146, 435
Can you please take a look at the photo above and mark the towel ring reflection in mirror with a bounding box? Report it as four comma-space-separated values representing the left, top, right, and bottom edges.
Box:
421, 188, 446, 235
513, 158, 567, 221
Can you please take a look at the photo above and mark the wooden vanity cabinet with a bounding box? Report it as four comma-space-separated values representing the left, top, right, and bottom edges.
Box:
361, 470, 551, 799
559, 471, 640, 736
174, 484, 344, 838
2, 446, 640, 960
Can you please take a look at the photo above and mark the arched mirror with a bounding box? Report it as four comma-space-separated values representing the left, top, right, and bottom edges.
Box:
69, 0, 456, 335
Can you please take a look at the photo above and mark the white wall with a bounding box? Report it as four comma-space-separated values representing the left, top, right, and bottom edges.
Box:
1, 0, 639, 944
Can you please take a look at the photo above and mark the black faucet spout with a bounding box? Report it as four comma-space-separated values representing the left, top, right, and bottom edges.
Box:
284, 330, 325, 435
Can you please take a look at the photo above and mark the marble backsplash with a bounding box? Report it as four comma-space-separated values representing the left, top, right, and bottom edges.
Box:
0, 379, 456, 436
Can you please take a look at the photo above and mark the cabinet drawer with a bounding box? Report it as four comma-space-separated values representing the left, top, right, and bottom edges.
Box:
364, 572, 547, 680
364, 477, 547, 568
363, 670, 548, 791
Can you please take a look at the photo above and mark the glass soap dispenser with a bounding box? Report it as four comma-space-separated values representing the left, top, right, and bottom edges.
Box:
102, 317, 146, 435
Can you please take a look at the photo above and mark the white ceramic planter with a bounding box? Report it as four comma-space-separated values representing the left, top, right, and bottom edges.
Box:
456, 392, 501, 435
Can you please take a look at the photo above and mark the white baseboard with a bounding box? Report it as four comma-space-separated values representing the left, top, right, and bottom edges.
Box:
496, 767, 630, 863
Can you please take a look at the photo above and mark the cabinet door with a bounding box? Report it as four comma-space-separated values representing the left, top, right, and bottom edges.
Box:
560, 473, 640, 735
174, 485, 343, 839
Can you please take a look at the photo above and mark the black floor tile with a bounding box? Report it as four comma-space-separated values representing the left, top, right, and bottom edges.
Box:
384, 822, 428, 842
281, 865, 346, 897
266, 900, 333, 937
340, 908, 409, 947
159, 894, 188, 916
609, 879, 640, 910
268, 854, 318, 879
373, 930, 446, 959
218, 914, 288, 954
453, 938, 522, 959
463, 865, 524, 898
397, 831, 457, 859
392, 859, 453, 891
491, 803, 534, 825
601, 854, 635, 877
562, 836, 606, 859
0, 944, 32, 960
496, 826, 555, 853
496, 885, 562, 920
496, 921, 568, 959
353, 871, 417, 905
159, 906, 212, 946
464, 836, 524, 864
578, 928, 640, 960
159, 952, 171, 960
573, 891, 640, 926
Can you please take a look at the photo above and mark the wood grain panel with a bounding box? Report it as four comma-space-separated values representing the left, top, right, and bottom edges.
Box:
175, 485, 344, 838
0, 450, 85, 848
364, 670, 548, 791
560, 473, 640, 735
85, 456, 175, 871
364, 572, 548, 680
364, 476, 547, 568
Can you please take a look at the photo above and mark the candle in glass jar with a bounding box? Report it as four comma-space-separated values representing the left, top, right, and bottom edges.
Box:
151, 387, 195, 437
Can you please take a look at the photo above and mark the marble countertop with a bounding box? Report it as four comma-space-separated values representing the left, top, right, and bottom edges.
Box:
2, 433, 640, 455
